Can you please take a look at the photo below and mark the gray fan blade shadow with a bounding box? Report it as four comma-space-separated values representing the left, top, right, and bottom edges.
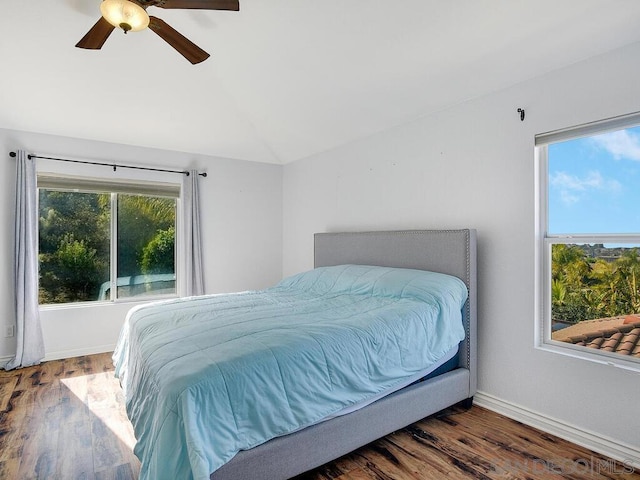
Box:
187, 11, 218, 29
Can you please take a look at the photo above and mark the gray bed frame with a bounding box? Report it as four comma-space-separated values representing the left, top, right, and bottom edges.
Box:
213, 229, 477, 480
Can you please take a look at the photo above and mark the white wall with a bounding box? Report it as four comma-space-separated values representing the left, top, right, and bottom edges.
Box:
283, 42, 640, 455
0, 129, 282, 360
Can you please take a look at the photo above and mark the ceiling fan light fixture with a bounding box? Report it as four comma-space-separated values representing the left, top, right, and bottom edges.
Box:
100, 0, 149, 33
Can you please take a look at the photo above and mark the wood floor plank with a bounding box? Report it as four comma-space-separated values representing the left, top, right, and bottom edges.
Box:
94, 461, 138, 480
1, 354, 638, 480
15, 401, 61, 479
11, 369, 40, 408
56, 417, 96, 480
88, 370, 138, 475
332, 467, 374, 480
0, 409, 23, 479
12, 361, 65, 479
0, 373, 19, 412
359, 429, 494, 480
56, 367, 96, 480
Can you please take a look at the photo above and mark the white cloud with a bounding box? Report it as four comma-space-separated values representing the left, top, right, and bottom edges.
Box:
559, 190, 580, 205
549, 170, 621, 205
591, 130, 640, 161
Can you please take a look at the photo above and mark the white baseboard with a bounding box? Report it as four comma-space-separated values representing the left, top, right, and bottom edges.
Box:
43, 344, 116, 362
474, 391, 640, 469
1, 344, 115, 368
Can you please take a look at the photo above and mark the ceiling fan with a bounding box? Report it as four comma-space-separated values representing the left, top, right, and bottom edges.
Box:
75, 0, 239, 64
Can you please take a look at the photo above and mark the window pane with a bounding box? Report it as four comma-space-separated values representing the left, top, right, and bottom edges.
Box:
38, 190, 110, 304
548, 125, 640, 234
550, 243, 640, 357
117, 194, 176, 299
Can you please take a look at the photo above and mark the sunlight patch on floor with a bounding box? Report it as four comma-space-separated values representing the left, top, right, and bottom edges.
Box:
61, 372, 137, 451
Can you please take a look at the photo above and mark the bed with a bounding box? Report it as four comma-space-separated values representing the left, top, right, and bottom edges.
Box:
114, 229, 477, 480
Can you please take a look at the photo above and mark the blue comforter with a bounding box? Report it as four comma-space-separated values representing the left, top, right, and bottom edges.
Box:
113, 264, 468, 480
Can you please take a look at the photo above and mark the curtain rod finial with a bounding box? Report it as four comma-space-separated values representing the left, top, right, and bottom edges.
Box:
199, 172, 208, 178
9, 151, 16, 157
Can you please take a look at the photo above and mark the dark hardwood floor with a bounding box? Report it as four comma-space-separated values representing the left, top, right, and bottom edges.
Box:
0, 353, 637, 479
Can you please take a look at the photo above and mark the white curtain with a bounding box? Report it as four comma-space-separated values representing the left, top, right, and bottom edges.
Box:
182, 170, 204, 296
5, 151, 45, 370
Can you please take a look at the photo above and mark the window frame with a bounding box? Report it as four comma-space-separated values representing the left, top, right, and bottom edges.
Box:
535, 113, 640, 372
37, 173, 182, 308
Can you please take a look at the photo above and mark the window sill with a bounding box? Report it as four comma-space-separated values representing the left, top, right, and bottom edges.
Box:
39, 294, 179, 312
537, 340, 640, 373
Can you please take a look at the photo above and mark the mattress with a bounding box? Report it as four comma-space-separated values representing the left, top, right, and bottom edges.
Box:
114, 264, 468, 480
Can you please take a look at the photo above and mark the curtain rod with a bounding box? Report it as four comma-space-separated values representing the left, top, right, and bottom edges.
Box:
9, 151, 207, 177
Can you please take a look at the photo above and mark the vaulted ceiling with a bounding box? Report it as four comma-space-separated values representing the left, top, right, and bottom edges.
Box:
4, 1, 640, 165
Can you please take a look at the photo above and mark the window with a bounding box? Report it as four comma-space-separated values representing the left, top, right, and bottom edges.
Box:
537, 113, 640, 369
38, 175, 179, 305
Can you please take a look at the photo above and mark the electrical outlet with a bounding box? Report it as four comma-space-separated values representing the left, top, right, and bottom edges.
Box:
5, 325, 14, 338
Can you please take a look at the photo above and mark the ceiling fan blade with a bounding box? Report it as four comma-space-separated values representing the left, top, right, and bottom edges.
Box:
148, 16, 210, 64
76, 17, 115, 49
153, 0, 239, 10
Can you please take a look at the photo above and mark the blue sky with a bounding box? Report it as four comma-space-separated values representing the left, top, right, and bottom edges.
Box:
548, 125, 640, 234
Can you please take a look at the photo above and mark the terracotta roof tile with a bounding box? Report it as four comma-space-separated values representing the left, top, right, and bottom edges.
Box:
552, 315, 640, 358
586, 337, 604, 349
618, 328, 640, 355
